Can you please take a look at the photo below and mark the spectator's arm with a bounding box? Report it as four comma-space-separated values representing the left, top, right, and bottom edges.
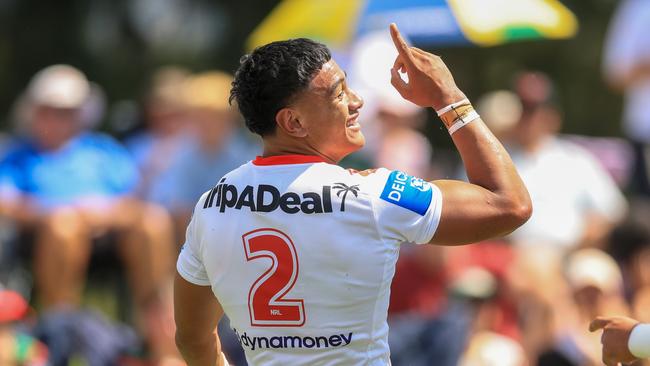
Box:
0, 196, 41, 225
590, 316, 643, 365
174, 272, 226, 366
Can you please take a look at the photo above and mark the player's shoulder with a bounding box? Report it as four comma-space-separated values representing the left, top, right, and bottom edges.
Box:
356, 168, 438, 217
308, 165, 391, 191
319, 165, 390, 182
346, 167, 389, 179
323, 166, 433, 191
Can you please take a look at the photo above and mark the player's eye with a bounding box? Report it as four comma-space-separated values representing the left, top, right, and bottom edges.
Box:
337, 90, 345, 99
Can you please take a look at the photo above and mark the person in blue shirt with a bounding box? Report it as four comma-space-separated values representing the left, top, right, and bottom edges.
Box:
152, 71, 260, 242
0, 65, 178, 363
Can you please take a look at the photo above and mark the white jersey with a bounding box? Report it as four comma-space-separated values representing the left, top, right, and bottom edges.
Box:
177, 155, 443, 366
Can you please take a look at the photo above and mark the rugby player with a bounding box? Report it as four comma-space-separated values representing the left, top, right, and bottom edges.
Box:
174, 24, 532, 366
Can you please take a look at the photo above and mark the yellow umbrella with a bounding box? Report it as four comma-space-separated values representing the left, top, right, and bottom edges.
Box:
247, 0, 578, 51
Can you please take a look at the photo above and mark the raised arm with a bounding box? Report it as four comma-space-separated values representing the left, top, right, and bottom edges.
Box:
388, 24, 531, 246
174, 272, 227, 366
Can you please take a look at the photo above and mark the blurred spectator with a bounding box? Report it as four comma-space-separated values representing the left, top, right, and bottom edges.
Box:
388, 246, 467, 366
0, 65, 176, 363
608, 200, 650, 298
128, 80, 254, 366
503, 72, 627, 250
632, 287, 650, 324
382, 127, 468, 366
389, 240, 522, 366
32, 308, 140, 366
603, 0, 650, 196
564, 135, 634, 189
458, 331, 527, 366
475, 90, 522, 141
155, 71, 259, 241
565, 249, 628, 320
472, 76, 632, 364
537, 248, 629, 366
606, 198, 650, 359
79, 82, 108, 130
446, 242, 520, 340
506, 246, 570, 363
124, 66, 192, 204
344, 30, 424, 169
150, 71, 259, 365
0, 133, 8, 157
376, 127, 432, 178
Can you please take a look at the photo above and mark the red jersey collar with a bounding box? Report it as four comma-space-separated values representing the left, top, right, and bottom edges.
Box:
252, 154, 329, 166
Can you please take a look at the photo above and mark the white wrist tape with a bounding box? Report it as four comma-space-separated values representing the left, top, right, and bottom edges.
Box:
628, 323, 650, 359
448, 110, 480, 135
436, 99, 470, 116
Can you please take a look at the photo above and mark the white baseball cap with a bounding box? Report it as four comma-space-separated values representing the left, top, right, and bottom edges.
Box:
476, 90, 523, 134
349, 31, 421, 117
565, 248, 623, 294
27, 64, 90, 109
459, 331, 527, 366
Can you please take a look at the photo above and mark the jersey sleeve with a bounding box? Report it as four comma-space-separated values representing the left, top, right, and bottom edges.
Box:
176, 196, 211, 286
360, 168, 443, 245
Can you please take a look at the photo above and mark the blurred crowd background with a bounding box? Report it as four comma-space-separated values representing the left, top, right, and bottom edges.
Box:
1, 0, 650, 365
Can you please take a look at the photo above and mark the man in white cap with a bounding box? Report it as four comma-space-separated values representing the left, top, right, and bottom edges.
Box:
0, 65, 178, 363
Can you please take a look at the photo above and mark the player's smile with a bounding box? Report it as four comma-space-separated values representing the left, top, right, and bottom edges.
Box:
346, 111, 361, 132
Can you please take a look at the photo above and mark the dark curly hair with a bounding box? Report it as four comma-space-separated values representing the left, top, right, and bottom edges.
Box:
229, 38, 332, 136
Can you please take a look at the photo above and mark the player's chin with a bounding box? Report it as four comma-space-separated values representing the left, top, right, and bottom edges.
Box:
346, 130, 366, 150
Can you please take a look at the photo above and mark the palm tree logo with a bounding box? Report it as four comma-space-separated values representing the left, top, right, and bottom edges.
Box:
333, 183, 360, 212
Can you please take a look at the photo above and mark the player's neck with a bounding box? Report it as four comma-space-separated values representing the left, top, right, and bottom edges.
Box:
262, 135, 338, 164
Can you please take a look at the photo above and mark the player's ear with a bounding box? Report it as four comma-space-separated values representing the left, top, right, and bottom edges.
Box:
276, 107, 308, 138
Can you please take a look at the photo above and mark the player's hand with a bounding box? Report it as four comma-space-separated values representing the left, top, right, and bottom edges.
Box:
589, 316, 639, 366
389, 23, 466, 110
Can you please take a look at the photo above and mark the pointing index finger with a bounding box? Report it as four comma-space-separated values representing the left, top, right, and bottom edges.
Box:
589, 317, 610, 332
390, 23, 415, 66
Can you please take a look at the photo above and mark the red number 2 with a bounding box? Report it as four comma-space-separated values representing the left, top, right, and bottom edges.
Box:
242, 228, 306, 327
